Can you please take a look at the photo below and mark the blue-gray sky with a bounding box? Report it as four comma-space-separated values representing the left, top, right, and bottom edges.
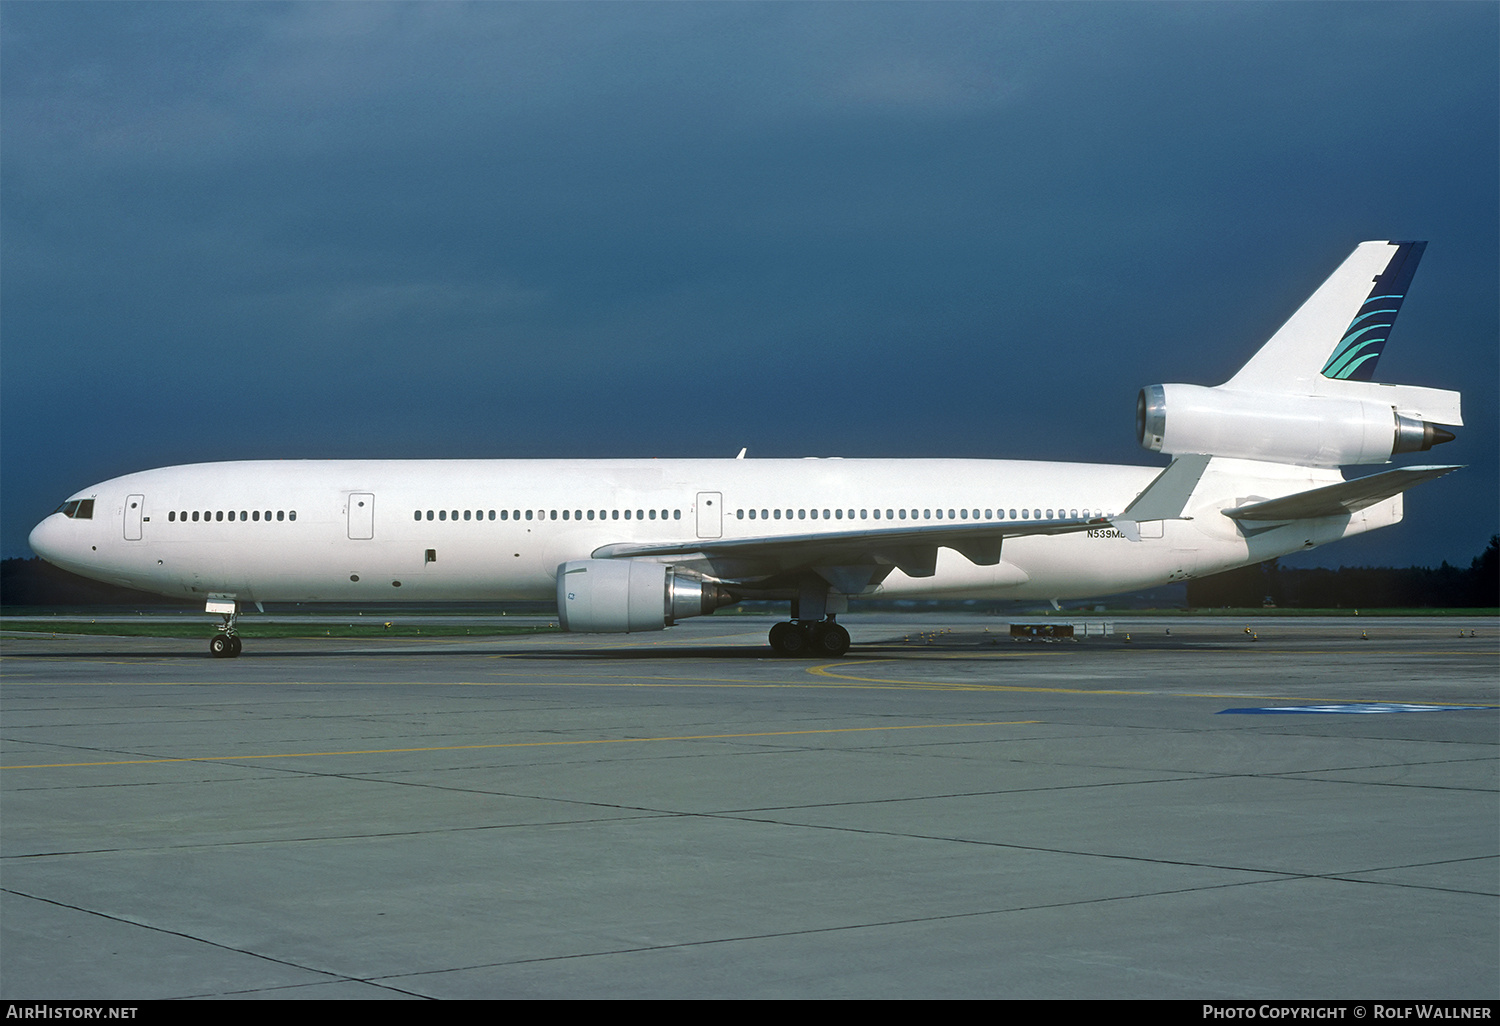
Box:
3, 2, 1496, 570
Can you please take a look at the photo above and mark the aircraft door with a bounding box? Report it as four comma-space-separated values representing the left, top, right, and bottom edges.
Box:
348, 493, 375, 540
696, 492, 722, 539
125, 495, 144, 541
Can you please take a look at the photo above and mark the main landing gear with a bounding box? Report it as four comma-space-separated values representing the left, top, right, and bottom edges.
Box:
768, 618, 850, 658
767, 576, 854, 657
206, 596, 242, 658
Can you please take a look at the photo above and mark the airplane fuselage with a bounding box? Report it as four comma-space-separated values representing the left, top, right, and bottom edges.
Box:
28, 456, 1387, 606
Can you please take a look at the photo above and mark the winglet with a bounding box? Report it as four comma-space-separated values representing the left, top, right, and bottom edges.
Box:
1112, 455, 1212, 540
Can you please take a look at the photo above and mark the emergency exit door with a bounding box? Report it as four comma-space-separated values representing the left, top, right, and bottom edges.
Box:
348, 493, 375, 540
696, 492, 722, 539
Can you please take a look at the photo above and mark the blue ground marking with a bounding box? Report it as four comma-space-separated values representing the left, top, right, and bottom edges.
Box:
1219, 703, 1496, 715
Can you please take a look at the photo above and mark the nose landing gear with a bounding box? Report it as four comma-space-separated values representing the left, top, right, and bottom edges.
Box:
206, 596, 242, 658
209, 631, 242, 658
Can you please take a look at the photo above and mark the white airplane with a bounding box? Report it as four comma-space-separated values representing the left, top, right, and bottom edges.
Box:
29, 241, 1462, 658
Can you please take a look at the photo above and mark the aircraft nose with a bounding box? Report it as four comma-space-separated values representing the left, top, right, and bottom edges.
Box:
29, 514, 67, 566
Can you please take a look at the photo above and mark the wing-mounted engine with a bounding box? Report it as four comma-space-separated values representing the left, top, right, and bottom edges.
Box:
556, 559, 736, 633
1136, 383, 1455, 467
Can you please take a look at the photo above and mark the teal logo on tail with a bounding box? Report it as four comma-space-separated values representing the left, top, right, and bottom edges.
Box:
1320, 240, 1426, 382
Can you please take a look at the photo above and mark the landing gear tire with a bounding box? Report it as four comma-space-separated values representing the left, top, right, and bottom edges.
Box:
811, 622, 850, 657
769, 620, 849, 657
210, 634, 242, 658
768, 621, 807, 657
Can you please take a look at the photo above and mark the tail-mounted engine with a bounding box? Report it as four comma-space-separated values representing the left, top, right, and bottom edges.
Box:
1136, 384, 1455, 467
556, 560, 736, 633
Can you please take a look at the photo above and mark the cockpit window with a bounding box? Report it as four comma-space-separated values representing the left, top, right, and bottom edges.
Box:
53, 499, 95, 520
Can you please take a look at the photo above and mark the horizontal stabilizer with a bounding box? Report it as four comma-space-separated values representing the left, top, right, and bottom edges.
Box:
1222, 465, 1461, 522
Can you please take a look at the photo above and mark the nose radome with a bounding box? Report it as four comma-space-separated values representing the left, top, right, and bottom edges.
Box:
29, 515, 69, 567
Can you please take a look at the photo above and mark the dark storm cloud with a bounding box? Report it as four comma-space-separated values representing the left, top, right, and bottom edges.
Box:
3, 2, 1496, 569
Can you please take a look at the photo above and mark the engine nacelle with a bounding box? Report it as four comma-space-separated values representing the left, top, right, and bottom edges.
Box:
556, 560, 735, 633
1136, 383, 1454, 467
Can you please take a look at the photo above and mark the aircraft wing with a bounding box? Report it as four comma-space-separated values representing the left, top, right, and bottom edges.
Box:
591, 456, 1208, 589
592, 513, 1107, 583
1222, 465, 1461, 522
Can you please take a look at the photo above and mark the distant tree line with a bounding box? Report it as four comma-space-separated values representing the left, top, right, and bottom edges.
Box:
1, 558, 192, 608
3, 536, 1497, 609
1185, 536, 1499, 609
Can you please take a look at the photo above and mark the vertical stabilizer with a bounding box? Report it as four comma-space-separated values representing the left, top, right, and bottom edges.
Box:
1138, 240, 1461, 466
1226, 241, 1425, 394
